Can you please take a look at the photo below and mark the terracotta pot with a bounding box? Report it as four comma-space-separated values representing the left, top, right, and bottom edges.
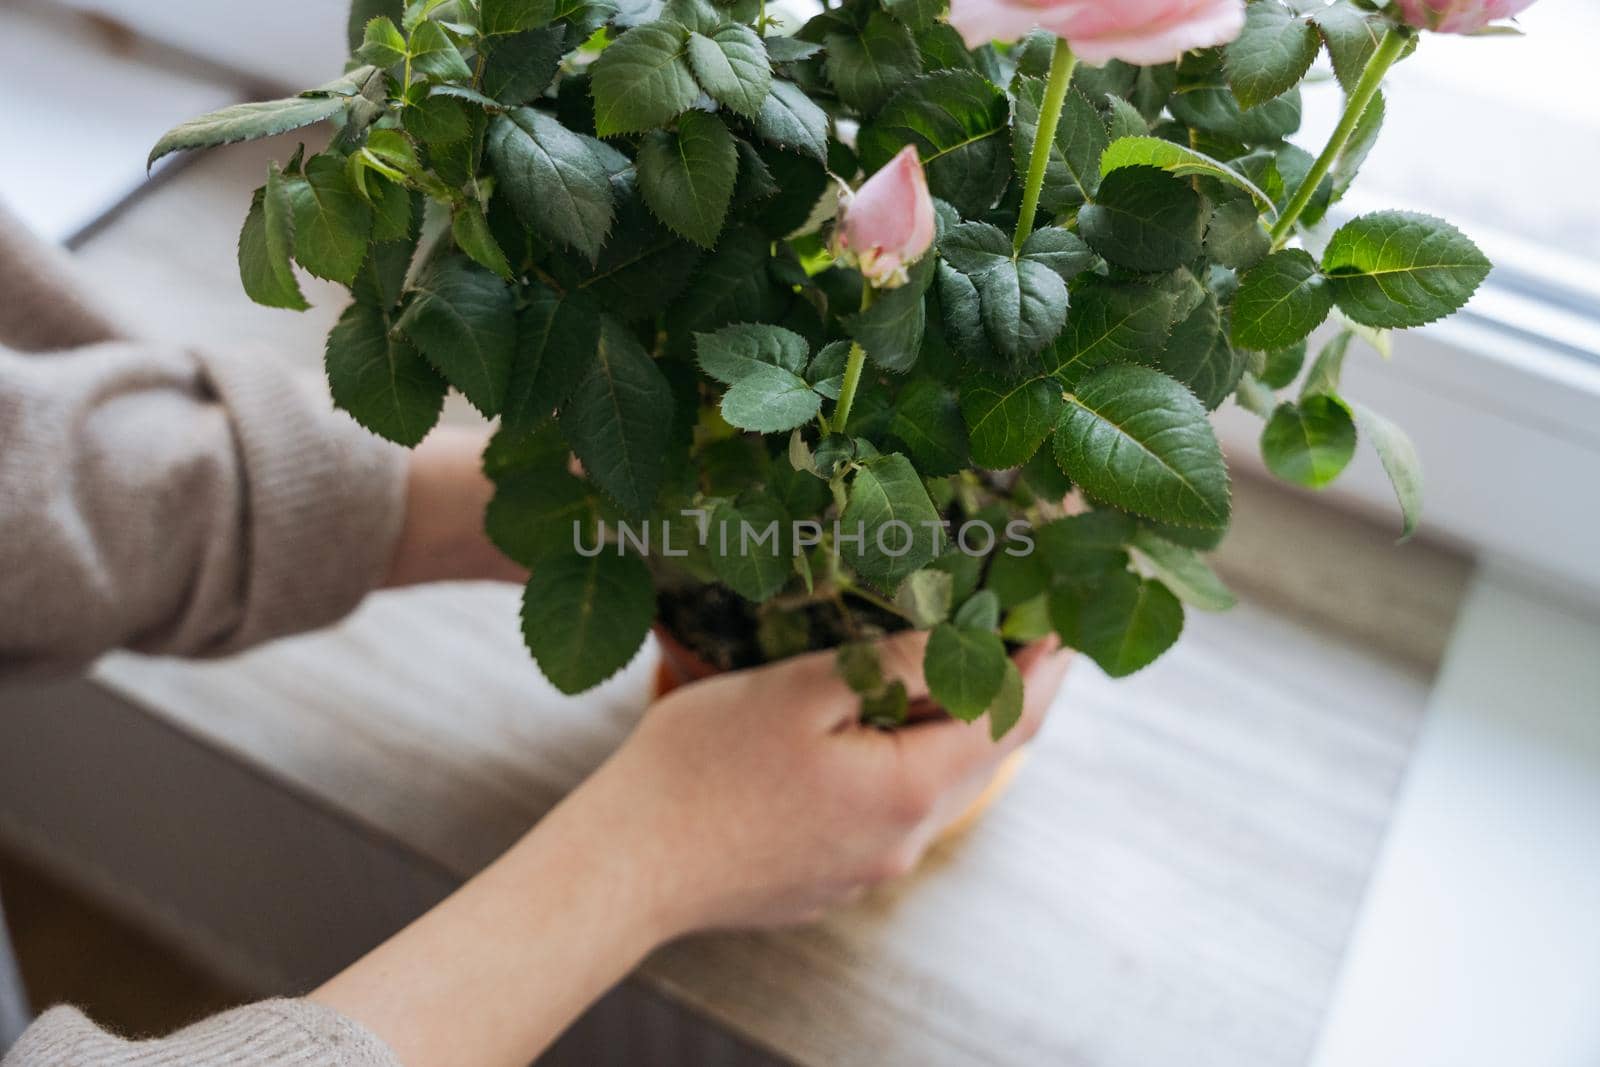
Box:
650, 622, 1035, 839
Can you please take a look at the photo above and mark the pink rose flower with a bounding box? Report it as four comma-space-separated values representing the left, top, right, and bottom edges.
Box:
1393, 0, 1536, 34
949, 0, 1246, 66
832, 146, 936, 290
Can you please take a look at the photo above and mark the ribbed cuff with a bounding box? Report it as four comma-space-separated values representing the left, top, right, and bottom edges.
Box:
3, 1000, 401, 1066
194, 343, 408, 653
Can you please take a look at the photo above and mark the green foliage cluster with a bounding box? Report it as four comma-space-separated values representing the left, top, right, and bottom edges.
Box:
153, 0, 1487, 735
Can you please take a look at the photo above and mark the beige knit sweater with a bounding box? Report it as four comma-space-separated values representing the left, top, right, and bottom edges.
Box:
0, 200, 406, 1065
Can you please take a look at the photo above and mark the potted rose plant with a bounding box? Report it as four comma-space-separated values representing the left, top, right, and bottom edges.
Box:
151, 0, 1517, 737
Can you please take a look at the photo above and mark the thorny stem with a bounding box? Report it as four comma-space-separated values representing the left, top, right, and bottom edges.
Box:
1269, 26, 1409, 248
1013, 37, 1077, 254
830, 285, 876, 433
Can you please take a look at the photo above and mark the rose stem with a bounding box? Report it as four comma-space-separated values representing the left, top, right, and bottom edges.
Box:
1013, 36, 1078, 253
830, 285, 876, 433
1269, 26, 1410, 248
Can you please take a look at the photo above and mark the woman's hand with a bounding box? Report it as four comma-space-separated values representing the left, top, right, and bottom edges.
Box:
586, 631, 1071, 933
313, 634, 1071, 1067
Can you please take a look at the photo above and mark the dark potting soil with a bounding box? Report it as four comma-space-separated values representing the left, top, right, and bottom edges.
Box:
656, 584, 909, 672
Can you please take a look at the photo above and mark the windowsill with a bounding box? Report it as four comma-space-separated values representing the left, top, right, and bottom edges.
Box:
1216, 308, 1600, 605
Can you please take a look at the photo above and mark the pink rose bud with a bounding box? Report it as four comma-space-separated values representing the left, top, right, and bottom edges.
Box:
832, 145, 936, 290
1393, 0, 1536, 34
950, 0, 1246, 66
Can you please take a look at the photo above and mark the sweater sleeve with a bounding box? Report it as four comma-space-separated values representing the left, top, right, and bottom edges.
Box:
2, 1000, 402, 1067
0, 336, 408, 678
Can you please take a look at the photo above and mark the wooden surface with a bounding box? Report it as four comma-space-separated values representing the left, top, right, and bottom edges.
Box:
48, 133, 1476, 1065
97, 586, 1435, 1067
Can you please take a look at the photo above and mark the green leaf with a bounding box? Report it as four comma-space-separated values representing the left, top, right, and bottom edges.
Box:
954, 589, 1000, 632
590, 22, 699, 137
844, 256, 935, 373
710, 495, 793, 601
358, 16, 408, 66
149, 96, 348, 167
1041, 278, 1174, 387
1224, 0, 1320, 110
961, 374, 1061, 470
406, 93, 473, 143
238, 169, 308, 311
488, 107, 616, 263
1321, 212, 1491, 329
285, 154, 372, 285
1156, 293, 1243, 410
1232, 249, 1333, 350
1351, 401, 1423, 541
324, 301, 447, 446
858, 70, 1011, 218
350, 0, 403, 51
1261, 395, 1357, 489
452, 200, 513, 278
1011, 80, 1105, 213
697, 323, 810, 381
483, 27, 568, 105
521, 550, 655, 694
936, 262, 993, 363
1036, 511, 1136, 578
1300, 330, 1352, 399
1104, 95, 1148, 141
686, 25, 772, 119
885, 0, 943, 31
505, 283, 601, 433
305, 63, 383, 98
892, 568, 953, 627
986, 549, 1047, 610
1313, 0, 1388, 92
1205, 196, 1271, 270
408, 20, 474, 81
987, 659, 1024, 741
825, 10, 921, 113
924, 622, 1008, 722
940, 222, 1066, 359
480, 0, 553, 34
662, 0, 721, 34
1054, 364, 1231, 528
579, 185, 703, 317
1021, 227, 1097, 284
1099, 136, 1275, 214
559, 317, 675, 515
1050, 571, 1183, 678
395, 258, 517, 414
721, 364, 823, 432
636, 110, 738, 249
1259, 338, 1307, 390
1130, 529, 1235, 612
889, 379, 968, 477
487, 468, 593, 567
353, 221, 420, 310
1169, 83, 1302, 143
1000, 594, 1052, 643
1078, 166, 1206, 274
753, 80, 829, 162
840, 453, 945, 589
765, 36, 823, 63
664, 224, 786, 339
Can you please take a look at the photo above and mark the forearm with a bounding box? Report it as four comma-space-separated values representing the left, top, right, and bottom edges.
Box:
310, 772, 670, 1067
383, 425, 525, 588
